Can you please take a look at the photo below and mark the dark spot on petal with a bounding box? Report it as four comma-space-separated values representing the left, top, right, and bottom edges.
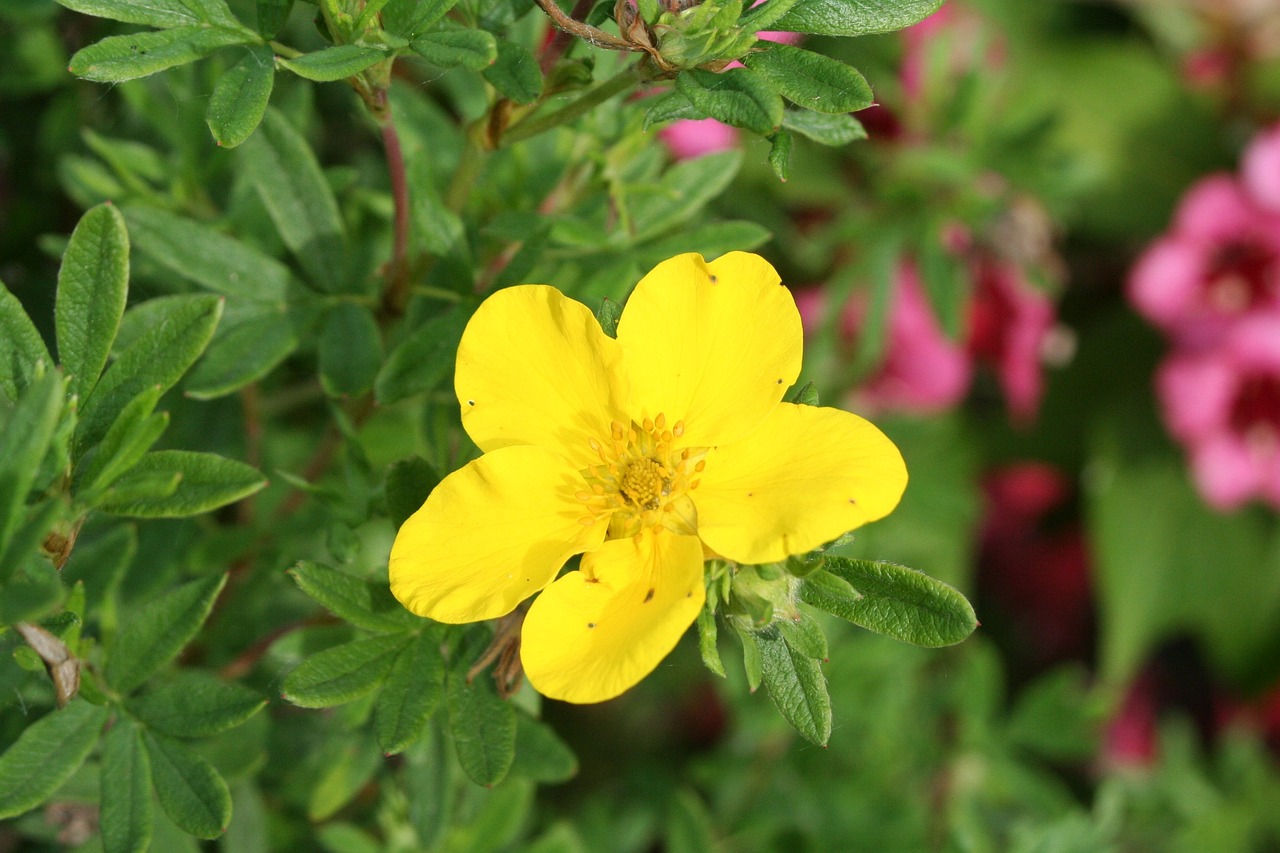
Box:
467, 400, 475, 406
587, 622, 596, 628
709, 275, 718, 283
746, 492, 753, 497
644, 588, 655, 603
848, 499, 856, 504
586, 577, 600, 584
776, 378, 783, 384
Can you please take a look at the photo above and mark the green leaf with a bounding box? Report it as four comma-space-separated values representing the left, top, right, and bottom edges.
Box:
99, 450, 266, 517
510, 712, 577, 784
255, 0, 293, 37
814, 557, 977, 647
177, 0, 250, 28
374, 307, 468, 405
384, 456, 439, 529
105, 574, 228, 693
772, 0, 943, 36
306, 735, 382, 821
409, 28, 497, 71
282, 633, 409, 708
697, 609, 726, 677
665, 788, 716, 853
185, 304, 298, 399
767, 128, 793, 180
127, 671, 267, 737
56, 0, 200, 28
757, 630, 831, 745
0, 370, 64, 557
405, 727, 453, 847
288, 561, 417, 633
781, 110, 866, 146
0, 551, 67, 624
675, 67, 783, 137
374, 632, 445, 755
0, 278, 53, 402
0, 701, 108, 819
76, 294, 223, 454
482, 40, 542, 104
640, 220, 772, 262
144, 730, 232, 839
629, 150, 743, 242
382, 0, 456, 37
738, 0, 799, 30
68, 26, 255, 83
643, 90, 701, 130
593, 298, 622, 339
240, 109, 347, 293
74, 385, 167, 499
100, 718, 153, 853
743, 43, 873, 114
732, 624, 762, 692
277, 45, 387, 82
446, 673, 516, 786
797, 566, 860, 617
318, 303, 383, 397
776, 612, 828, 661
206, 45, 275, 148
56, 203, 129, 404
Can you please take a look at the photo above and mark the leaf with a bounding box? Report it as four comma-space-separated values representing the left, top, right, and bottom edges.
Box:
73, 385, 167, 499
105, 573, 227, 693
126, 671, 267, 738
797, 567, 861, 617
409, 28, 497, 71
675, 67, 783, 137
639, 220, 771, 262
446, 673, 516, 786
732, 624, 762, 692
277, 45, 387, 82
0, 553, 67, 625
255, 0, 292, 37
742, 43, 873, 114
665, 788, 716, 853
76, 294, 223, 454
767, 129, 793, 181
482, 40, 542, 104
318, 302, 383, 397
782, 110, 866, 146
405, 726, 453, 847
594, 298, 622, 339
282, 633, 409, 708
206, 45, 275, 148
288, 561, 417, 633
100, 718, 153, 853
0, 278, 53, 402
55, 203, 129, 403
374, 632, 445, 755
306, 735, 382, 821
240, 109, 347, 293
374, 307, 468, 405
776, 612, 828, 661
382, 0, 456, 37
68, 26, 255, 83
643, 90, 702, 129
177, 0, 250, 28
758, 630, 831, 746
772, 0, 944, 36
0, 700, 108, 820
697, 609, 725, 677
509, 712, 577, 784
814, 557, 977, 647
56, 0, 200, 28
0, 370, 64, 557
384, 456, 439, 529
629, 150, 743, 242
185, 304, 298, 398
144, 730, 232, 839
98, 450, 266, 517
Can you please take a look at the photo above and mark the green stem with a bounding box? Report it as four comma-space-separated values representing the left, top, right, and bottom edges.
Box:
502, 65, 643, 145
446, 123, 487, 213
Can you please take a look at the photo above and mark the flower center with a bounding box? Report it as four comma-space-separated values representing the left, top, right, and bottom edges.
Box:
1206, 240, 1276, 315
1229, 373, 1280, 453
574, 413, 707, 539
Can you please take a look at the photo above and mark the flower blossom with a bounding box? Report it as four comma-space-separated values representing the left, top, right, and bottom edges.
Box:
389, 253, 907, 703
1243, 121, 1280, 214
967, 257, 1055, 423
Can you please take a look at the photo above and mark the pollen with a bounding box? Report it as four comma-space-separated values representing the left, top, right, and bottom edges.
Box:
620, 458, 665, 509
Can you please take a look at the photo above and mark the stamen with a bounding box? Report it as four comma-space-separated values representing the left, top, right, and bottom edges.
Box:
579, 516, 596, 525
672, 420, 685, 437
694, 460, 706, 472
575, 490, 592, 501
655, 413, 666, 429
643, 417, 654, 432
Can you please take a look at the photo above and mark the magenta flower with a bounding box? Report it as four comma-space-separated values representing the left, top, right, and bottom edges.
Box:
1243, 122, 1280, 214
967, 258, 1055, 423
1129, 174, 1280, 348
1157, 315, 1280, 510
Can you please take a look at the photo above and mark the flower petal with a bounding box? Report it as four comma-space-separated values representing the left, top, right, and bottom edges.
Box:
456, 285, 629, 471
694, 402, 907, 563
521, 530, 705, 703
616, 252, 802, 447
390, 446, 606, 623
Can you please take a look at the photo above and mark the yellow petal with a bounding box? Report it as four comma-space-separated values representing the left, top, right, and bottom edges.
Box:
456, 285, 629, 471
616, 253, 802, 447
693, 403, 907, 564
389, 445, 606, 623
521, 530, 705, 703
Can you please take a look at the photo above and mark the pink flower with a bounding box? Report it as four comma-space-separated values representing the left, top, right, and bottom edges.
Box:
967, 258, 1055, 424
900, 5, 954, 99
1103, 674, 1159, 770
1158, 315, 1280, 510
1129, 174, 1280, 349
1243, 122, 1280, 214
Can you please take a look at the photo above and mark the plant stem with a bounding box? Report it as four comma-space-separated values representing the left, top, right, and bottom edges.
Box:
531, 0, 639, 53
380, 107, 413, 316
538, 0, 597, 74
502, 65, 643, 145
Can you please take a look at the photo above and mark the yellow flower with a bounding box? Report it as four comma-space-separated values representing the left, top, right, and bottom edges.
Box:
389, 252, 907, 703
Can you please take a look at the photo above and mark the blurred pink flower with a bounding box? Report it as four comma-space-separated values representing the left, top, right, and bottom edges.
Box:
1243, 122, 1280, 213
1103, 674, 1159, 770
1129, 174, 1280, 348
967, 258, 1055, 423
1158, 315, 1280, 510
900, 5, 953, 99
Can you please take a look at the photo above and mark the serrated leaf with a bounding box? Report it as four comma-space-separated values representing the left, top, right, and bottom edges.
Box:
288, 561, 417, 632
446, 673, 515, 786
277, 45, 386, 82
782, 110, 866, 146
382, 0, 456, 37
384, 456, 439, 529
76, 294, 223, 454
55, 203, 129, 403
127, 671, 267, 737
675, 67, 782, 137
105, 574, 227, 693
206, 45, 275, 148
74, 385, 166, 499
773, 0, 943, 36
185, 304, 298, 398
482, 39, 542, 104
758, 630, 830, 745
99, 450, 266, 517
374, 632, 445, 755
509, 712, 577, 783
283, 633, 409, 708
0, 280, 53, 403
409, 28, 497, 70
0, 700, 108, 819
374, 307, 467, 405
318, 302, 383, 397
697, 609, 725, 677
742, 43, 873, 114
100, 718, 153, 853
68, 26, 255, 83
144, 730, 232, 839
56, 0, 200, 28
818, 557, 977, 647
0, 371, 64, 558
240, 109, 347, 293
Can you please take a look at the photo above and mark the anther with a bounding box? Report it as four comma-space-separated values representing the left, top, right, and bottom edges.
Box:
575, 490, 592, 501
690, 479, 701, 489
578, 516, 596, 525
681, 449, 691, 460
673, 420, 685, 437
588, 438, 601, 451
694, 460, 706, 472
643, 417, 654, 432
655, 413, 666, 429
661, 430, 673, 443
